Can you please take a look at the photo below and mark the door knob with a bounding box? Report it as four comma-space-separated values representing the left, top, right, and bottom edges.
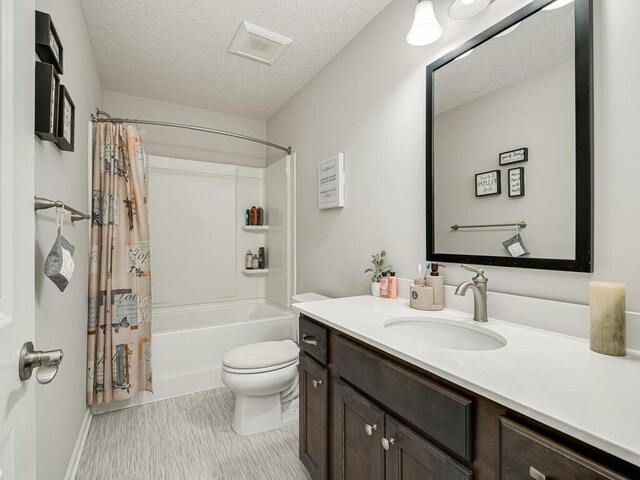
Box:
18, 341, 63, 384
529, 467, 546, 480
365, 424, 377, 436
381, 437, 395, 451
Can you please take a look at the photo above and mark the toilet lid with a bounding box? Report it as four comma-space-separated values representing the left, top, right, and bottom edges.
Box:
222, 340, 299, 370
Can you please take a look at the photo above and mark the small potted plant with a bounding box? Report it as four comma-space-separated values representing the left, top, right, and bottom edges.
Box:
365, 250, 392, 297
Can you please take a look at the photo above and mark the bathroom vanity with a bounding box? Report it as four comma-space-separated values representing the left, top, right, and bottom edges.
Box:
295, 296, 640, 480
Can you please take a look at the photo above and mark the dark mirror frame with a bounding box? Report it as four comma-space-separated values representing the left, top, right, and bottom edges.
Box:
426, 0, 593, 273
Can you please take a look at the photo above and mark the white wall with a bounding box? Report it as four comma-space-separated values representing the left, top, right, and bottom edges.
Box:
434, 60, 575, 259
103, 90, 267, 168
267, 0, 640, 313
33, 1, 102, 479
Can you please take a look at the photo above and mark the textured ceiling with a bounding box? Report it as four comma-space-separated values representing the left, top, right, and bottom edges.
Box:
80, 0, 394, 120
435, 4, 575, 115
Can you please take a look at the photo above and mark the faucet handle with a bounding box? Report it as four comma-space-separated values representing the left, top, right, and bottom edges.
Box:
461, 264, 487, 281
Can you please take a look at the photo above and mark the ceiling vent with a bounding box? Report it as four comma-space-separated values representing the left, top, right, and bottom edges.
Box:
228, 21, 292, 66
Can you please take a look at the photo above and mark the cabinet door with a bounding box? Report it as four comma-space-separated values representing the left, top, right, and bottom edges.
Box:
299, 353, 329, 480
385, 416, 473, 480
333, 378, 386, 480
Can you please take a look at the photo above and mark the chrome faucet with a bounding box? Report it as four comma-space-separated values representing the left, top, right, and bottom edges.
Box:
455, 264, 488, 322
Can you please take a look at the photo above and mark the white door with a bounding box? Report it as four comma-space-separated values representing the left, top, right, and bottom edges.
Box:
0, 0, 37, 479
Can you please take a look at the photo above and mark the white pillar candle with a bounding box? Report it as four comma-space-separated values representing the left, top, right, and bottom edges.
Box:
590, 281, 626, 356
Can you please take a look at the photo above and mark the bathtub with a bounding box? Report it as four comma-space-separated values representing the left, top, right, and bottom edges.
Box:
91, 299, 296, 414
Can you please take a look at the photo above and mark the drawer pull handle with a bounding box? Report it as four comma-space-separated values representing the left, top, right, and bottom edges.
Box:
529, 467, 546, 480
302, 334, 318, 346
312, 379, 323, 389
365, 424, 377, 436
381, 437, 395, 451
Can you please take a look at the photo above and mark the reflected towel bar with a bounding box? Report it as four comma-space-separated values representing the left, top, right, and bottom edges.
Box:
34, 196, 90, 222
451, 221, 527, 231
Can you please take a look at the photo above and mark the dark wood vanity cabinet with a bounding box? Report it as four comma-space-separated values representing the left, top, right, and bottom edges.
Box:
298, 315, 640, 480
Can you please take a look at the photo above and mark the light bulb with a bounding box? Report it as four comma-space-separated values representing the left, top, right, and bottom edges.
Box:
542, 0, 574, 11
495, 22, 521, 38
455, 49, 474, 61
406, 1, 443, 47
448, 0, 491, 20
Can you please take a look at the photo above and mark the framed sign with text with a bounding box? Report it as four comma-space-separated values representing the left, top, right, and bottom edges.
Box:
318, 153, 345, 209
508, 167, 525, 197
475, 170, 501, 197
499, 147, 528, 166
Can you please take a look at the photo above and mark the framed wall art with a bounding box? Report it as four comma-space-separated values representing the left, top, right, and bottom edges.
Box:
56, 85, 75, 152
34, 61, 60, 142
35, 11, 63, 74
499, 147, 528, 166
475, 170, 501, 197
508, 167, 525, 197
318, 153, 345, 209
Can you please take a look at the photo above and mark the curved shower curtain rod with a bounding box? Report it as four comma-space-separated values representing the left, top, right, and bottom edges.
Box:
90, 109, 292, 155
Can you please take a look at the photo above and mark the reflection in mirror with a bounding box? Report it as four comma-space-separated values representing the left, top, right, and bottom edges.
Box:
431, 2, 584, 266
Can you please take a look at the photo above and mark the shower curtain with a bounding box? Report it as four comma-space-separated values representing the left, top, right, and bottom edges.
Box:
87, 123, 153, 405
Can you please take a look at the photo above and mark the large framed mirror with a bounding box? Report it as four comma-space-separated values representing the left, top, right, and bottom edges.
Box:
426, 0, 593, 272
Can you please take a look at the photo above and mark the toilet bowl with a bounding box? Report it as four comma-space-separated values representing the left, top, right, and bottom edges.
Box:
221, 339, 300, 435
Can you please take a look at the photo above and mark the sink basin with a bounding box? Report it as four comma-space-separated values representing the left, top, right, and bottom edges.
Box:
383, 316, 507, 351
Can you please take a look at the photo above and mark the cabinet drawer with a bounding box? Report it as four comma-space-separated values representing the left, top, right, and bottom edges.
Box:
299, 316, 328, 365
500, 417, 629, 480
333, 335, 474, 461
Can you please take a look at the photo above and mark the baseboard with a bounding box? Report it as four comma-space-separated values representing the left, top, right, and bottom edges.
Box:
64, 408, 93, 480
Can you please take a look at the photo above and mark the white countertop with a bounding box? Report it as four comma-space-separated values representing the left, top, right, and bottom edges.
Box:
293, 295, 640, 467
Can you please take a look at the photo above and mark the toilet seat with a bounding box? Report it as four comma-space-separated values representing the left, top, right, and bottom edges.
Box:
222, 339, 299, 371
222, 357, 298, 375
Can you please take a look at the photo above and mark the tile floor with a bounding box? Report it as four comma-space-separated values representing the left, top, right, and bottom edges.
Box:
76, 387, 311, 480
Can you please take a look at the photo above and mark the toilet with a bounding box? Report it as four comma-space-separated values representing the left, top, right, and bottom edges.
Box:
221, 293, 329, 436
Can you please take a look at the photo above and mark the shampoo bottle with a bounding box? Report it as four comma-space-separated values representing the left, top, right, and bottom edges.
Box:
250, 206, 258, 225
245, 209, 250, 226
389, 272, 397, 299
252, 254, 259, 269
245, 251, 253, 269
258, 247, 266, 269
380, 273, 390, 298
257, 207, 264, 226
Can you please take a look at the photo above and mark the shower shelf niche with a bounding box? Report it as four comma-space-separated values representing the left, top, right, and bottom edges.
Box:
241, 225, 269, 232
242, 269, 269, 275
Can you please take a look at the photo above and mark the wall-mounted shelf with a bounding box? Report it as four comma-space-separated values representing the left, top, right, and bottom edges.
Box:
242, 225, 269, 231
242, 269, 269, 275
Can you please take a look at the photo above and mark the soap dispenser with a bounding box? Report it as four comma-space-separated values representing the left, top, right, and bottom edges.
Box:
425, 263, 445, 309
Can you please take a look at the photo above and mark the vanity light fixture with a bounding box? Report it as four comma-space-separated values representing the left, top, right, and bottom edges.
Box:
543, 0, 574, 11
448, 0, 492, 20
495, 22, 521, 38
406, 0, 443, 46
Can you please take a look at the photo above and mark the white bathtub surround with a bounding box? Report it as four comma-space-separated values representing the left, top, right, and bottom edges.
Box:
92, 299, 295, 415
294, 295, 640, 467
